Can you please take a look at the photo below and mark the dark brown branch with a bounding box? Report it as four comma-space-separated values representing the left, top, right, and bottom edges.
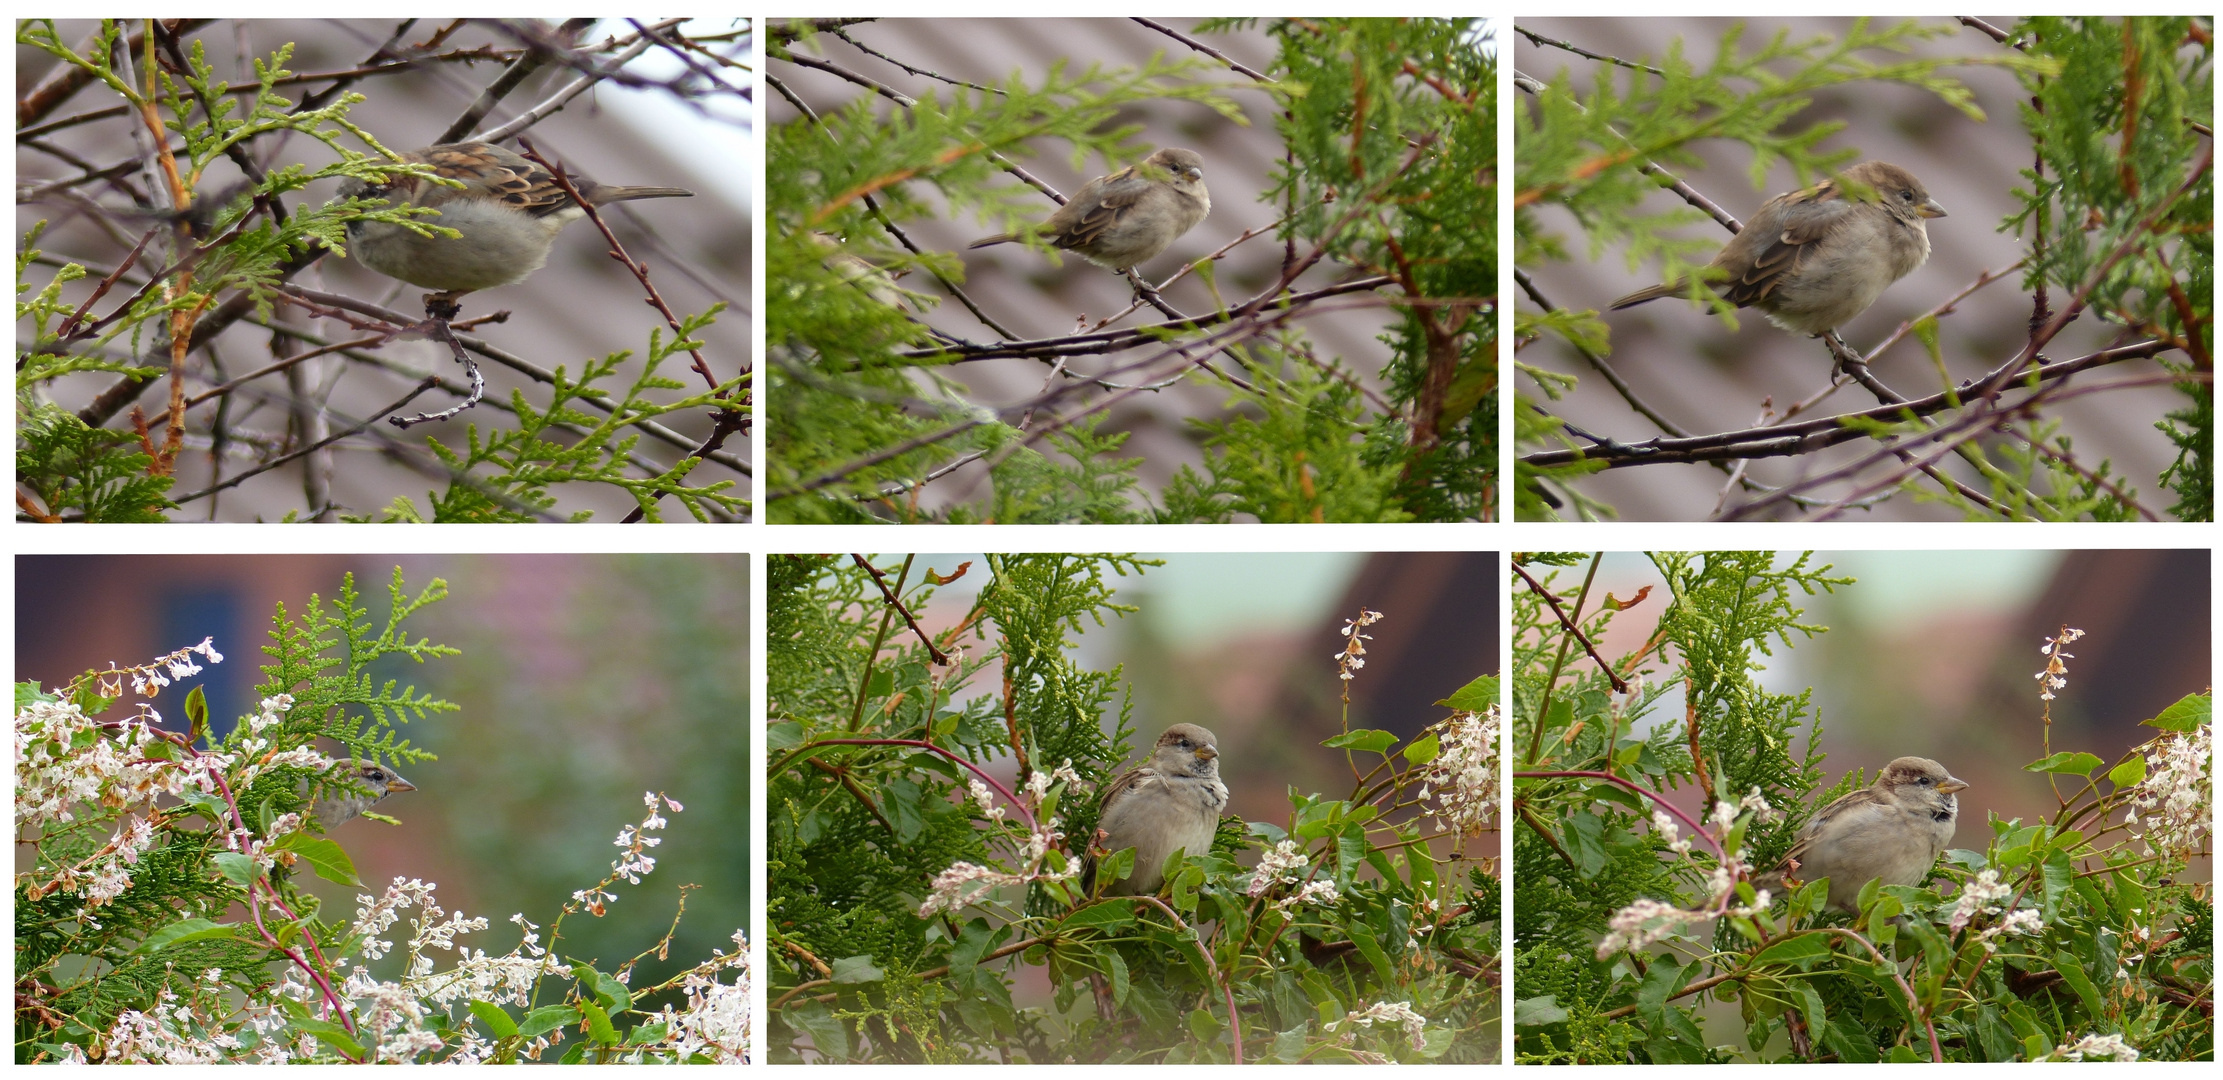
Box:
170, 378, 440, 504
1132, 19, 1275, 82
1511, 560, 1629, 693
1522, 339, 2175, 470
852, 554, 950, 665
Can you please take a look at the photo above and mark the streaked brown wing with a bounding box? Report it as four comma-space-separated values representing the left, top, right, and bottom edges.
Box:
418, 144, 574, 218
1720, 183, 1851, 308
1053, 167, 1148, 251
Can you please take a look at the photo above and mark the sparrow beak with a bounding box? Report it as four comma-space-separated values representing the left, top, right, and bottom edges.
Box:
1937, 775, 1967, 794
1195, 745, 1218, 762
385, 777, 417, 793
1918, 198, 1948, 219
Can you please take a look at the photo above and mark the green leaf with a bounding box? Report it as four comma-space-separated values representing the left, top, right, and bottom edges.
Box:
2053, 949, 2103, 1017
517, 1004, 577, 1039
212, 851, 265, 887
183, 685, 209, 745
1634, 955, 1684, 1021
2143, 692, 2209, 732
1187, 1006, 1223, 1043
2107, 755, 2147, 789
1062, 903, 1136, 933
1444, 674, 1496, 712
1322, 728, 1398, 754
272, 833, 361, 886
134, 918, 238, 953
290, 1016, 365, 1059
1106, 948, 1130, 1008
468, 1000, 519, 1039
2041, 853, 2073, 922
829, 955, 884, 984
785, 1000, 848, 1061
1515, 995, 1569, 1026
1794, 981, 1830, 1047
580, 997, 618, 1046
1753, 933, 1831, 968
1402, 732, 1441, 765
2023, 751, 2104, 776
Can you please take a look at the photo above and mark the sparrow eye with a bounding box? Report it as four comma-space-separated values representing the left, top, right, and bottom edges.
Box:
1918, 776, 1932, 785
1900, 189, 1914, 200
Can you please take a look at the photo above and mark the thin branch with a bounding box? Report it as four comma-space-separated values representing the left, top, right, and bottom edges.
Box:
851, 554, 950, 664
170, 378, 440, 504
1512, 561, 1629, 694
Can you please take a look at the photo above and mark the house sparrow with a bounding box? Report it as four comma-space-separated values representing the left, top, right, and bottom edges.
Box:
1085, 724, 1228, 896
968, 148, 1210, 272
311, 762, 415, 830
1757, 756, 1966, 913
335, 141, 691, 303
1610, 161, 1946, 336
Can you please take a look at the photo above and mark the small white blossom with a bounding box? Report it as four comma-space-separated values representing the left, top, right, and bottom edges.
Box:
1326, 1000, 1429, 1053
2050, 1032, 2138, 1061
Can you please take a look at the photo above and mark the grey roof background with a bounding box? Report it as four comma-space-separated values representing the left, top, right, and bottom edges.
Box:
772, 18, 1401, 513
1516, 16, 2192, 521
17, 19, 751, 521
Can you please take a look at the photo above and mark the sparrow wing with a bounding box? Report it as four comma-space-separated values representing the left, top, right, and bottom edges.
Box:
1718, 182, 1857, 308
1097, 764, 1153, 820
1768, 784, 1878, 876
1050, 166, 1152, 252
1081, 764, 1152, 895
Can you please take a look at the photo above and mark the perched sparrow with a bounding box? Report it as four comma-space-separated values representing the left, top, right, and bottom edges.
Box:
969, 148, 1211, 272
1085, 724, 1228, 896
1610, 161, 1946, 336
1757, 756, 1966, 913
311, 762, 415, 830
336, 141, 691, 301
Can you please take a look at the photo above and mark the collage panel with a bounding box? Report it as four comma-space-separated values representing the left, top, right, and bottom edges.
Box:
766, 552, 1500, 1062
1512, 17, 2211, 522
1510, 550, 2212, 1063
14, 554, 750, 1062
766, 18, 1496, 523
16, 19, 752, 523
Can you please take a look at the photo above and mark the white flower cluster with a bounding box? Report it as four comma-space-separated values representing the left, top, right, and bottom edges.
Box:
1947, 868, 2013, 933
1333, 608, 1386, 684
2035, 627, 2084, 702
2048, 1032, 2139, 1061
1595, 803, 1771, 958
916, 762, 1086, 918
1944, 869, 2044, 952
573, 792, 685, 916
1247, 839, 1310, 897
1418, 704, 1498, 837
638, 930, 752, 1063
1244, 839, 1343, 910
93, 986, 242, 1063
2125, 721, 2211, 867
1325, 999, 1429, 1053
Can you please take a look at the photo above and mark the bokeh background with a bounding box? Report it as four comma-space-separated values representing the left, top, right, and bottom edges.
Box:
1515, 17, 2195, 519
1567, 549, 2210, 875
14, 553, 748, 1012
17, 19, 751, 521
881, 551, 1497, 826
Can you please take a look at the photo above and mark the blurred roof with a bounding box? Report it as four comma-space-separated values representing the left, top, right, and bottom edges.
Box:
17, 19, 751, 521
1516, 17, 2189, 520
770, 18, 1400, 510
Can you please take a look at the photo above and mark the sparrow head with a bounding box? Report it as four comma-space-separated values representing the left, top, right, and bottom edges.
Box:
1877, 755, 1965, 816
353, 762, 416, 796
1840, 161, 1946, 222
1139, 148, 1207, 194
1149, 723, 1220, 778
313, 761, 416, 829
